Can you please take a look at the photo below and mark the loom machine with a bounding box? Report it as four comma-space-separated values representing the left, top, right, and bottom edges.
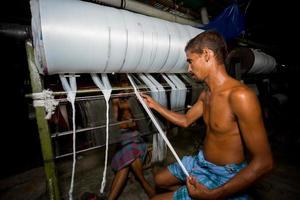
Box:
27, 0, 205, 199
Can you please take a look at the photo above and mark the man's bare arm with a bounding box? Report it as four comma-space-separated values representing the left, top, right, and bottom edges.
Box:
141, 93, 204, 128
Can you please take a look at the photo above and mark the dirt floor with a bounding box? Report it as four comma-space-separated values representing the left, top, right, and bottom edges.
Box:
1, 126, 300, 200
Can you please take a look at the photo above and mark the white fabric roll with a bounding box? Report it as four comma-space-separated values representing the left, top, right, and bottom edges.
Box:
248, 49, 277, 74
30, 0, 203, 74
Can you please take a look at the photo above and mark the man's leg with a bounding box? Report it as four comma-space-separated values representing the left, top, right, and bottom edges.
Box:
130, 158, 156, 198
107, 167, 130, 200
154, 167, 182, 191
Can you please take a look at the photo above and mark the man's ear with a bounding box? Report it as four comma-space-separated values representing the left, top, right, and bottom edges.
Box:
203, 48, 213, 62
202, 48, 209, 62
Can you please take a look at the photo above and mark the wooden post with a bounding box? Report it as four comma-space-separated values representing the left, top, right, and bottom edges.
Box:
25, 40, 61, 200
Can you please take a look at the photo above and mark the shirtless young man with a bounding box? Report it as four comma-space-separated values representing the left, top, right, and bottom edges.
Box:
141, 30, 273, 200
107, 87, 156, 200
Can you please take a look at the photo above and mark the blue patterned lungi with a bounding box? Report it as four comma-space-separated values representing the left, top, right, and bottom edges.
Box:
168, 150, 248, 200
111, 129, 147, 172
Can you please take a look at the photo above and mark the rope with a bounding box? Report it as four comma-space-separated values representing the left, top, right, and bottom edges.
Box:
59, 75, 77, 200
91, 74, 112, 195
32, 89, 59, 119
127, 74, 189, 177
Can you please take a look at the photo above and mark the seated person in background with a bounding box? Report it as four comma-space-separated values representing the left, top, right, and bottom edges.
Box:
107, 94, 156, 200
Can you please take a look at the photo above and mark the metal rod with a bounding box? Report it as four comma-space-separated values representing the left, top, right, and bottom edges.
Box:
51, 118, 145, 137
58, 88, 191, 103
25, 84, 193, 100
51, 107, 188, 138
25, 85, 149, 98
90, 0, 201, 26
55, 130, 159, 159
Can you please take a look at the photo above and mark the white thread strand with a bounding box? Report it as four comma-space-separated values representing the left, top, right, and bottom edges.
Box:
145, 74, 167, 162
146, 74, 167, 107
138, 74, 159, 102
168, 74, 187, 113
69, 102, 76, 200
100, 98, 110, 194
127, 74, 189, 177
162, 74, 177, 110
91, 74, 112, 194
139, 74, 165, 162
59, 75, 77, 200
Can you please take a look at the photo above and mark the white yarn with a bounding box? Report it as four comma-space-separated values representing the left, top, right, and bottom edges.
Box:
59, 75, 77, 200
32, 89, 59, 119
162, 74, 177, 110
30, 0, 203, 74
138, 74, 163, 162
138, 74, 159, 102
168, 74, 187, 113
146, 74, 167, 107
144, 74, 167, 162
127, 74, 189, 177
91, 74, 112, 194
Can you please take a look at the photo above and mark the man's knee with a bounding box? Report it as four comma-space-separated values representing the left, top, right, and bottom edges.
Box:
153, 170, 173, 188
154, 172, 165, 187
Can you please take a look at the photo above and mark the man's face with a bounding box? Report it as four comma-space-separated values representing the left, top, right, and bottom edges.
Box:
186, 51, 206, 81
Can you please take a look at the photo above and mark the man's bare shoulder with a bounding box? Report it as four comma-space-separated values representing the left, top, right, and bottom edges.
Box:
230, 83, 256, 97
229, 83, 259, 109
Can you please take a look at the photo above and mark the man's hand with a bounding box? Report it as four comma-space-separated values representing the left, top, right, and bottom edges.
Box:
140, 93, 158, 109
187, 176, 218, 200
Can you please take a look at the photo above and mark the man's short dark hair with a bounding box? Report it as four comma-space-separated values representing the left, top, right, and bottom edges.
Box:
185, 30, 228, 64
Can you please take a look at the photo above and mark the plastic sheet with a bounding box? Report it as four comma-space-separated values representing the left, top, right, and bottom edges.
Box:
200, 3, 244, 40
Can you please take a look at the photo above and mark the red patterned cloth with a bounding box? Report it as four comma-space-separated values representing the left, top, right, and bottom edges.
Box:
111, 129, 147, 171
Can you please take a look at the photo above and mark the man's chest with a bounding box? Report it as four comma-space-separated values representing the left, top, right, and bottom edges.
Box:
202, 93, 235, 132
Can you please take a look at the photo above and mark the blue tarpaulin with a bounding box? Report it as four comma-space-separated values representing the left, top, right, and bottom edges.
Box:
199, 3, 245, 40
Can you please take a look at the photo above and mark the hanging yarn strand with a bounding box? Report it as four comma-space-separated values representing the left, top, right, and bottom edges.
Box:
162, 74, 177, 111
59, 75, 77, 200
91, 74, 112, 195
145, 74, 168, 162
138, 74, 165, 162
168, 74, 187, 113
127, 74, 189, 177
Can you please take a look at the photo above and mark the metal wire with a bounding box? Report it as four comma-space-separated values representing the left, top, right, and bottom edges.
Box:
26, 85, 194, 103
51, 118, 145, 138
51, 107, 188, 138
55, 130, 160, 159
